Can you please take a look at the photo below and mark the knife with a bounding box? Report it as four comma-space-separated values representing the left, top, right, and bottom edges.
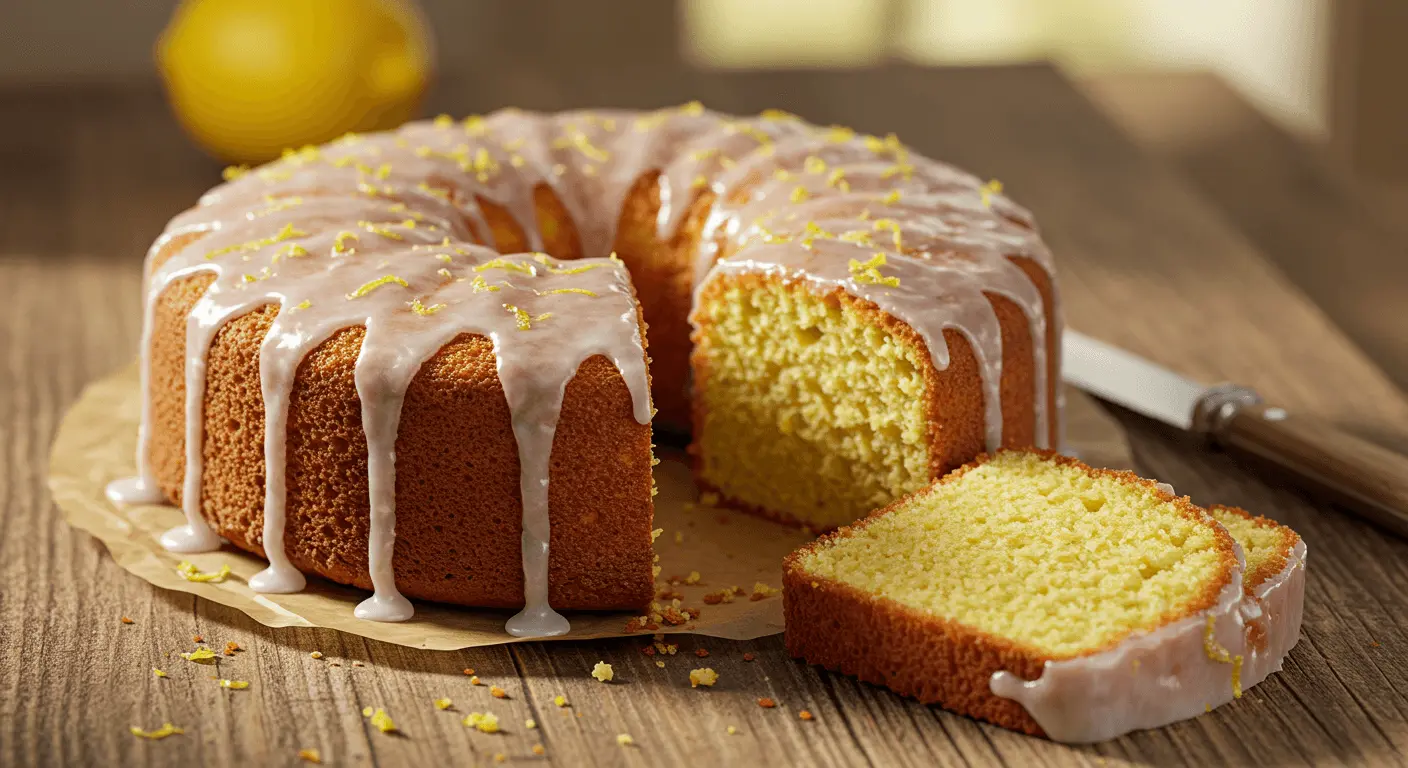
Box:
1063, 329, 1408, 538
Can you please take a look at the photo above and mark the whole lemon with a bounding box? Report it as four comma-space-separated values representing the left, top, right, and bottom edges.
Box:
157, 0, 433, 165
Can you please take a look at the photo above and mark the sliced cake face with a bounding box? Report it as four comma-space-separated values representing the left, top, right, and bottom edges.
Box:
1209, 505, 1302, 593
794, 451, 1236, 658
690, 276, 936, 529
1208, 505, 1307, 690
783, 450, 1253, 740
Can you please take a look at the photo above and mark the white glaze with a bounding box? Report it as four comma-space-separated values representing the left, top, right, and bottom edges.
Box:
113, 104, 1059, 633
1240, 538, 1308, 689
990, 535, 1308, 742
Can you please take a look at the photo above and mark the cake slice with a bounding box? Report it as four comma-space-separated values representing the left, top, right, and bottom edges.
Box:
783, 450, 1258, 741
1209, 504, 1307, 690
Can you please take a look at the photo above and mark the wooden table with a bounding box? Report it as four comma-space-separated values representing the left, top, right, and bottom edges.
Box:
4, 64, 1408, 767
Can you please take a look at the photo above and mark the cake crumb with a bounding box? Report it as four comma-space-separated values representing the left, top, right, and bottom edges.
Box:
367, 708, 397, 733
120, 616, 134, 625
525, 718, 537, 729
641, 645, 656, 656
553, 695, 569, 708
750, 582, 778, 601
470, 675, 482, 686
799, 710, 814, 721
695, 648, 710, 658
532, 743, 546, 755
684, 571, 702, 585
743, 653, 756, 662
434, 698, 453, 711
651, 527, 664, 541
491, 686, 508, 699
192, 634, 204, 644
463, 711, 500, 733
297, 747, 322, 763
653, 640, 678, 656
616, 733, 635, 747
757, 698, 776, 709
702, 589, 735, 605
309, 651, 324, 660
689, 668, 718, 688
591, 662, 614, 682
224, 641, 242, 655
463, 667, 476, 675
493, 753, 506, 763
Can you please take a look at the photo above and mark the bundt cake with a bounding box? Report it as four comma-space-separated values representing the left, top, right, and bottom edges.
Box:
105, 103, 1059, 634
782, 450, 1307, 741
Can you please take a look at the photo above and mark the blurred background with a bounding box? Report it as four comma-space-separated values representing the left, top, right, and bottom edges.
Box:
0, 0, 1400, 175
1, 0, 1404, 386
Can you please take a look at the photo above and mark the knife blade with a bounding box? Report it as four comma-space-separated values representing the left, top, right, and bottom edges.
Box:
1062, 330, 1408, 539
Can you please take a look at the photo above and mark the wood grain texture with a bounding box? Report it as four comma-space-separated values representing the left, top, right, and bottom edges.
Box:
1083, 72, 1408, 403
3, 64, 1408, 766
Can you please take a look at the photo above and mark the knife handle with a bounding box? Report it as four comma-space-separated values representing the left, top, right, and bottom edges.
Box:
1210, 399, 1408, 539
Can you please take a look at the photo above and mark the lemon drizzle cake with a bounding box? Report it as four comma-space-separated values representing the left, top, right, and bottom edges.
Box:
106, 104, 1060, 634
1210, 504, 1307, 691
782, 450, 1304, 741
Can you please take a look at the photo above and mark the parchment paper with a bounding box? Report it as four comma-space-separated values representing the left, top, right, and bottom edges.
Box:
47, 363, 1131, 650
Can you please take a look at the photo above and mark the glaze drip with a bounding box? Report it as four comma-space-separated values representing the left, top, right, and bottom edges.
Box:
109, 103, 1059, 632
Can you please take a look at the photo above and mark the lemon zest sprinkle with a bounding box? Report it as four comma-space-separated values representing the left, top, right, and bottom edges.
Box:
981, 178, 1004, 207
503, 304, 533, 330
848, 252, 900, 287
333, 231, 359, 254
205, 223, 307, 260
176, 561, 230, 583
181, 648, 217, 663
130, 723, 183, 740
409, 298, 446, 316
474, 257, 537, 276
346, 275, 409, 299
358, 220, 405, 240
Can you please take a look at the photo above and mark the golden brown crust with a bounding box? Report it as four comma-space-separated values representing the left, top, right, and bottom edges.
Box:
1007, 256, 1059, 449
145, 186, 656, 612
611, 179, 715, 433
1209, 504, 1301, 593
782, 449, 1239, 736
